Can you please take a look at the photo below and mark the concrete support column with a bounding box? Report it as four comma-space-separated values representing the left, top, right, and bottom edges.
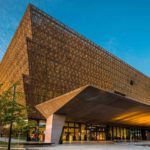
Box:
45, 114, 65, 144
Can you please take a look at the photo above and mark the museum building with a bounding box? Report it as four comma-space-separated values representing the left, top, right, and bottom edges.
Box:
0, 4, 150, 144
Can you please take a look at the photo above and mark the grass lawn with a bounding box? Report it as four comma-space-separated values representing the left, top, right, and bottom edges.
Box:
0, 141, 18, 147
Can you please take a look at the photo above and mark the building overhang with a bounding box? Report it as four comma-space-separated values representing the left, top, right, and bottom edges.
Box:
36, 85, 150, 127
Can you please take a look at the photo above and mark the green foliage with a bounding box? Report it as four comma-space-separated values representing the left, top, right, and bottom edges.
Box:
0, 83, 31, 134
0, 99, 27, 126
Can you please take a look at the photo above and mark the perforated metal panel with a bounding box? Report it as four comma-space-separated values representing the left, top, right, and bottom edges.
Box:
0, 4, 150, 119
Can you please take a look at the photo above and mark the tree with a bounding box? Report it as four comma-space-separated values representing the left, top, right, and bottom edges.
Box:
0, 83, 29, 150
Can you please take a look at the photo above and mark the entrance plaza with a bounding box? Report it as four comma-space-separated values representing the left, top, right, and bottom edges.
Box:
0, 142, 150, 150
34, 143, 150, 150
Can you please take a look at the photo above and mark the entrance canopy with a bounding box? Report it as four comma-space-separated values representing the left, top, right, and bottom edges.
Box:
36, 85, 150, 127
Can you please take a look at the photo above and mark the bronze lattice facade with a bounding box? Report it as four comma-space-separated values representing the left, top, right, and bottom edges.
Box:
0, 4, 150, 120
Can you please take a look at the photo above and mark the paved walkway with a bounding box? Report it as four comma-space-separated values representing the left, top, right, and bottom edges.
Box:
1, 141, 150, 149
36, 143, 150, 150
1, 142, 150, 150
0, 137, 25, 143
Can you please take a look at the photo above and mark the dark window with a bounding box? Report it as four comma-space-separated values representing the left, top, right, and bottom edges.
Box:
130, 80, 134, 85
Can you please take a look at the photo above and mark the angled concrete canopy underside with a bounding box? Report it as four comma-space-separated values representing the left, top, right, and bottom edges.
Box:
36, 85, 150, 127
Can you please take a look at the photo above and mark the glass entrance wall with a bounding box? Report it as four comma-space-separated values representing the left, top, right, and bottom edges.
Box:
27, 119, 46, 142
110, 127, 142, 141
62, 121, 150, 143
62, 122, 106, 142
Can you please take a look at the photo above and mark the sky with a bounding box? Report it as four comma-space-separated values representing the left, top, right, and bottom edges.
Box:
0, 0, 150, 77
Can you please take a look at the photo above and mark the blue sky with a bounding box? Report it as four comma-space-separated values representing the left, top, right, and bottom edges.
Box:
0, 0, 150, 77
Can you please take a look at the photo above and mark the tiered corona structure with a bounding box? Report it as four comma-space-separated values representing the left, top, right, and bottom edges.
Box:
1, 4, 150, 143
